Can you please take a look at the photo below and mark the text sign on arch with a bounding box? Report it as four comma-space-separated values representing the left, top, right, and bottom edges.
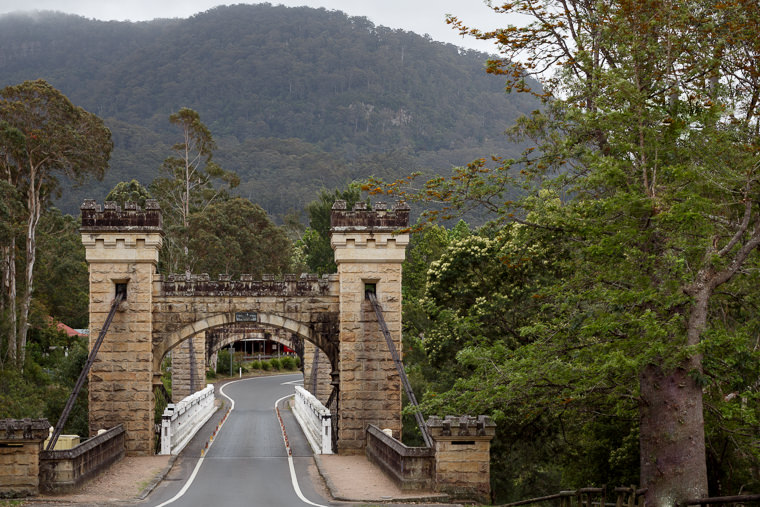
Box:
235, 312, 258, 322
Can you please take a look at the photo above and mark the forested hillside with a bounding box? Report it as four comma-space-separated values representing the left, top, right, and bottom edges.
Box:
0, 4, 536, 218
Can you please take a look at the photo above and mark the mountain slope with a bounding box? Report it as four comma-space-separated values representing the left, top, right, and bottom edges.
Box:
0, 4, 537, 218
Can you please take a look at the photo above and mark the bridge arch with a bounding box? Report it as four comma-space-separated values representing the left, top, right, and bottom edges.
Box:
155, 311, 318, 369
205, 324, 298, 359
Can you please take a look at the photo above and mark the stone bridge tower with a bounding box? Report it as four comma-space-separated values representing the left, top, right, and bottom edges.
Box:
80, 200, 163, 455
331, 200, 410, 454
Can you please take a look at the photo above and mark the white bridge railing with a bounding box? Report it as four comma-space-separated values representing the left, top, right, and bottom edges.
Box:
160, 385, 216, 455
292, 385, 332, 454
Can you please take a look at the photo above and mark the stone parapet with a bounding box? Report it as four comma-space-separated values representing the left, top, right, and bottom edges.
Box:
331, 201, 410, 265
39, 425, 125, 494
427, 415, 496, 439
365, 424, 435, 490
427, 415, 496, 504
80, 199, 162, 232
159, 273, 336, 297
0, 418, 51, 498
330, 200, 410, 232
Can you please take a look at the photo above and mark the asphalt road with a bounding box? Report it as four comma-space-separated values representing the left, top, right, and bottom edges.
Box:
144, 374, 338, 507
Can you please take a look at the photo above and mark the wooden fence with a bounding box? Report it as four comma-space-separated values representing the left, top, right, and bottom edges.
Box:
501, 486, 760, 507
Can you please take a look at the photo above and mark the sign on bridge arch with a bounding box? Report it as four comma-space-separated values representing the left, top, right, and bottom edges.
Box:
80, 199, 410, 456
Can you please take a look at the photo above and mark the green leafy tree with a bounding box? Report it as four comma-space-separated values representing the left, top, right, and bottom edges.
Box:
0, 79, 111, 368
34, 209, 89, 329
187, 197, 292, 278
300, 182, 365, 274
150, 108, 239, 274
373, 0, 760, 502
105, 179, 151, 208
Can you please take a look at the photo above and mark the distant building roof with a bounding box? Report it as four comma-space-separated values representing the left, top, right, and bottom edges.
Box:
56, 322, 86, 337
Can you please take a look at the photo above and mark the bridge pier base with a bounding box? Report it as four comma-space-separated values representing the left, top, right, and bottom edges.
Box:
303, 340, 333, 405
171, 333, 206, 401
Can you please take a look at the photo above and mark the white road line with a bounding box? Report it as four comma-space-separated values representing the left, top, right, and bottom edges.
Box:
152, 379, 242, 507
274, 394, 329, 507
281, 379, 304, 385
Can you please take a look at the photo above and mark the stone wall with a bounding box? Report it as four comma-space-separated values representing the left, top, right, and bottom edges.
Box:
151, 273, 340, 375
331, 200, 410, 454
0, 418, 50, 498
365, 424, 435, 490
39, 425, 125, 494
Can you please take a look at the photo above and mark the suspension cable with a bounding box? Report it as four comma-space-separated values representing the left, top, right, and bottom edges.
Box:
46, 291, 124, 451
366, 291, 433, 448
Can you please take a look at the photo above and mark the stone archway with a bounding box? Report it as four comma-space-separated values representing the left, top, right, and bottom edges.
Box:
162, 314, 333, 401
158, 311, 321, 368
80, 199, 409, 455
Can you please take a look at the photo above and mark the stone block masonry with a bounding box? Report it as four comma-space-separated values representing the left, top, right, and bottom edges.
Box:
427, 415, 496, 504
331, 200, 410, 454
303, 340, 333, 405
171, 333, 206, 402
80, 200, 163, 456
0, 418, 51, 497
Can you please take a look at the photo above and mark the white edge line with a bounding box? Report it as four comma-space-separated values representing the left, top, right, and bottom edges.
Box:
274, 394, 329, 507
152, 379, 244, 507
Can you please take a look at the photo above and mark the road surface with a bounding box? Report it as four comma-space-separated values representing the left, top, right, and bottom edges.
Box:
145, 374, 337, 506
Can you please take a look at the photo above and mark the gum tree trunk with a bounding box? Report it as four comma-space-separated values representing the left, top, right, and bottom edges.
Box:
639, 362, 708, 506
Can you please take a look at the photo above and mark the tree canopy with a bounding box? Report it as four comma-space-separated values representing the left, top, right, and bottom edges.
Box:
0, 79, 111, 368
374, 0, 760, 502
0, 5, 539, 219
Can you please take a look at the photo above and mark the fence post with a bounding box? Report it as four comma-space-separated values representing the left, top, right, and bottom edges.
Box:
160, 404, 175, 455
321, 413, 333, 454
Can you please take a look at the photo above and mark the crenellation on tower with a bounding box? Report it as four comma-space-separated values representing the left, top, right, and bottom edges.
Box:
80, 199, 162, 231
330, 199, 410, 232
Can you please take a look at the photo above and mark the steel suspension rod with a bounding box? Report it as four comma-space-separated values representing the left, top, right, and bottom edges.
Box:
46, 291, 124, 451
367, 291, 433, 448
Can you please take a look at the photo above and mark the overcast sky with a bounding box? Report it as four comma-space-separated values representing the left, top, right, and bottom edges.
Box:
0, 0, 515, 54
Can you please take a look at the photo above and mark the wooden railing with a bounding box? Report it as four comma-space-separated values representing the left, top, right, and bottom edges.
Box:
501, 486, 646, 507
293, 385, 332, 454
500, 485, 760, 507
680, 494, 760, 506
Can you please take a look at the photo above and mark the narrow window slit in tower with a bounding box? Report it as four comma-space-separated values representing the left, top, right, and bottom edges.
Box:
115, 283, 128, 300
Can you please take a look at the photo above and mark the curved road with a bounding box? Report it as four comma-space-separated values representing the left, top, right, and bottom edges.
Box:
145, 374, 336, 506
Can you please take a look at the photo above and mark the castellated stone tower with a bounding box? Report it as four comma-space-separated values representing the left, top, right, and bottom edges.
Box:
330, 200, 410, 454
79, 200, 163, 456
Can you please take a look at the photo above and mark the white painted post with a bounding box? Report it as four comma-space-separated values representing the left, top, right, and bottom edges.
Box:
321, 413, 332, 454
160, 404, 175, 455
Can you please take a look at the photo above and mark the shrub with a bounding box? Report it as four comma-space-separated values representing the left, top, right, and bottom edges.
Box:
295, 356, 301, 368
280, 356, 296, 370
269, 358, 281, 370
217, 349, 232, 375
250, 360, 262, 370
206, 369, 217, 379
261, 360, 272, 371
